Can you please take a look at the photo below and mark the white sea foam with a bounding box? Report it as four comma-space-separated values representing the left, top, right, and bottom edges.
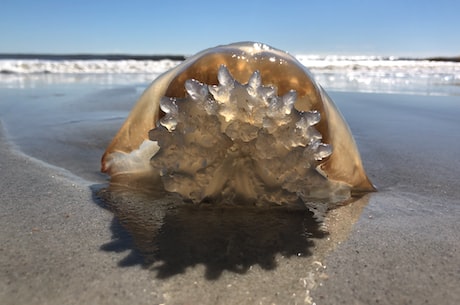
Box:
297, 55, 460, 95
1, 56, 459, 95
0, 59, 181, 74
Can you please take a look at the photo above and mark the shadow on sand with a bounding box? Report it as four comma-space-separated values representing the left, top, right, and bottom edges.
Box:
92, 183, 334, 280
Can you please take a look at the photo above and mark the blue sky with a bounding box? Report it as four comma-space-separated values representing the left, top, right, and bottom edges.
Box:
1, 0, 459, 56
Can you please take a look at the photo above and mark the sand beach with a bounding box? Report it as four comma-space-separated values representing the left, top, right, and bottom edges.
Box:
0, 72, 459, 304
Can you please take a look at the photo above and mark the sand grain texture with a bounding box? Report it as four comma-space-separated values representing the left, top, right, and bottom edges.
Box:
1, 85, 459, 304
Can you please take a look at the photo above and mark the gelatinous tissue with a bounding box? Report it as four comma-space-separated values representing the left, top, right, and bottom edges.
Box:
101, 42, 375, 213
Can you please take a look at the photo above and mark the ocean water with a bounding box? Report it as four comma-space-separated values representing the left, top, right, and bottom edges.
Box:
1, 55, 459, 96
0, 55, 459, 184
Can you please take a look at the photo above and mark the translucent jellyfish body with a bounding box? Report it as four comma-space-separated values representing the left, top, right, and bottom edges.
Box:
101, 42, 375, 210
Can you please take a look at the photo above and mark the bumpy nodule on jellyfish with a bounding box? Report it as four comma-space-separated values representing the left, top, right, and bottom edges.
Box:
101, 42, 375, 213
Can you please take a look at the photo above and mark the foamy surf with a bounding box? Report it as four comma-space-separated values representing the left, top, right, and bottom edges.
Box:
1, 54, 459, 95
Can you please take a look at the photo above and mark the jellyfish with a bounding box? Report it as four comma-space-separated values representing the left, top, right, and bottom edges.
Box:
101, 42, 375, 210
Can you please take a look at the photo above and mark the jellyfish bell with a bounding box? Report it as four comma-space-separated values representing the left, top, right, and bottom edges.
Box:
101, 42, 375, 207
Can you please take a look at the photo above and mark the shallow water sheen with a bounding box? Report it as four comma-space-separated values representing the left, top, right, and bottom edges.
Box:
0, 75, 150, 182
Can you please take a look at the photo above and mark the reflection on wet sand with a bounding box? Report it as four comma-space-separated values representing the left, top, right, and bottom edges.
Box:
95, 182, 370, 280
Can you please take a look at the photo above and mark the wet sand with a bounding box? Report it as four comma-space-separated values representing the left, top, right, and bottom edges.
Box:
0, 78, 459, 304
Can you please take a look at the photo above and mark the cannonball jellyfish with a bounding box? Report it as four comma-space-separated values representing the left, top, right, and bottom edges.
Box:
101, 42, 375, 210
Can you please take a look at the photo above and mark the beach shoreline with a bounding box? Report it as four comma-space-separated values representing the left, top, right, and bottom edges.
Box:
0, 122, 138, 305
1, 78, 459, 304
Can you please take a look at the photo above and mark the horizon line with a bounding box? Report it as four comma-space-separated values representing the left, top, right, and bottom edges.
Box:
0, 53, 459, 62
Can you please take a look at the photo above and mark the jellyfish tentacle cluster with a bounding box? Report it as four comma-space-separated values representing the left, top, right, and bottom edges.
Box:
149, 65, 350, 206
